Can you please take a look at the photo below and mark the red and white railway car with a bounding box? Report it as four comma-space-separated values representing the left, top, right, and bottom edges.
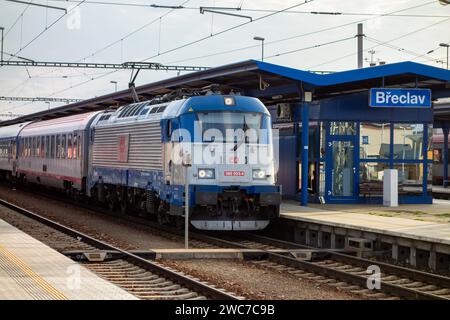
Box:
0, 122, 30, 180
17, 112, 100, 191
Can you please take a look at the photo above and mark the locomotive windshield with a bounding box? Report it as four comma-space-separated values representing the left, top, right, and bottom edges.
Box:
197, 112, 269, 143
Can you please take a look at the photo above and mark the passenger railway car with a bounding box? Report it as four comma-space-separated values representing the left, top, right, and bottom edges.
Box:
432, 131, 450, 185
16, 112, 100, 191
0, 122, 29, 180
0, 94, 281, 231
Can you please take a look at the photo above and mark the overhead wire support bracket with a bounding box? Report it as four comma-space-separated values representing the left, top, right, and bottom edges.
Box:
0, 60, 209, 71
200, 7, 252, 21
6, 0, 67, 12
0, 96, 82, 103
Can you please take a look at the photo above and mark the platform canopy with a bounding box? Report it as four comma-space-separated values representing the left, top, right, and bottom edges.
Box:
1, 60, 450, 126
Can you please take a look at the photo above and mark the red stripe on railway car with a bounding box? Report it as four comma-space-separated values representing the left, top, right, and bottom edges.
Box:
18, 169, 82, 184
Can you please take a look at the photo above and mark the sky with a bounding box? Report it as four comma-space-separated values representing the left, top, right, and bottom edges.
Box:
0, 0, 449, 116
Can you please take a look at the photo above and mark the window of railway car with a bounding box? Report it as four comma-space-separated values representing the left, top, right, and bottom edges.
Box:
51, 135, 55, 158
197, 112, 263, 143
56, 135, 61, 158
32, 137, 36, 157
67, 134, 72, 159
77, 133, 82, 159
36, 136, 41, 157
433, 149, 442, 163
72, 134, 77, 159
61, 134, 66, 159
45, 136, 50, 158
40, 136, 45, 158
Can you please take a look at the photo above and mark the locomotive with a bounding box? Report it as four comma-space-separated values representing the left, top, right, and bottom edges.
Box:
0, 94, 281, 231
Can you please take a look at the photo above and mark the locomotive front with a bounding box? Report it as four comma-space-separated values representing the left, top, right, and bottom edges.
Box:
164, 95, 281, 231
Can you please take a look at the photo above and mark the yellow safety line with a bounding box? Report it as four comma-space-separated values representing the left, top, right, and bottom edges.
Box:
0, 244, 68, 300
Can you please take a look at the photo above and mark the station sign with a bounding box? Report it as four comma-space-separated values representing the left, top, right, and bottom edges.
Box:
369, 88, 431, 108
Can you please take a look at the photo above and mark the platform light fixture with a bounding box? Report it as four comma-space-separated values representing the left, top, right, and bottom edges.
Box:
110, 80, 118, 92
439, 43, 449, 70
253, 36, 265, 61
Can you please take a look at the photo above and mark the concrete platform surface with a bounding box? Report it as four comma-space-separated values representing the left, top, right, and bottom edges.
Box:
281, 202, 450, 246
0, 219, 137, 300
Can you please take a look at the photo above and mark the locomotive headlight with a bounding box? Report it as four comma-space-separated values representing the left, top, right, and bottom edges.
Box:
198, 168, 215, 179
224, 97, 235, 106
252, 169, 267, 180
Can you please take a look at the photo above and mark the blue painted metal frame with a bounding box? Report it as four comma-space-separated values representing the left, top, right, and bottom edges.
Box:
300, 102, 309, 206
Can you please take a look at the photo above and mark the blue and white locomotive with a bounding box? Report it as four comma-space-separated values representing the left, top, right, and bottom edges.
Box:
0, 94, 281, 230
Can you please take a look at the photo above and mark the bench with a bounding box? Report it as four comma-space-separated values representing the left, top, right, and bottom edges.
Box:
359, 181, 407, 198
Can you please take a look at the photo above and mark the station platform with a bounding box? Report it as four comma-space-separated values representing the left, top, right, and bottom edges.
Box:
280, 201, 450, 246
0, 219, 137, 300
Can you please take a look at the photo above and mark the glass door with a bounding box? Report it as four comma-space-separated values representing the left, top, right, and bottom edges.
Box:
325, 122, 358, 203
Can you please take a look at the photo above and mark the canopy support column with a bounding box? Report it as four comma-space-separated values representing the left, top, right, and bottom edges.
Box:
443, 126, 449, 188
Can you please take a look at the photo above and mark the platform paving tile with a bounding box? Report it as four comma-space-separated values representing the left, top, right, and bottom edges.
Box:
0, 219, 138, 300
281, 203, 450, 245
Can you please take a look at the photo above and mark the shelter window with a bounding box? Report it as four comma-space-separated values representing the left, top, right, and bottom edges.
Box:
360, 123, 391, 160
330, 122, 356, 135
393, 124, 424, 160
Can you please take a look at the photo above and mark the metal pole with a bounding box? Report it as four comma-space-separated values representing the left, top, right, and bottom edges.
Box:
357, 23, 364, 69
262, 39, 264, 61
444, 42, 448, 70
184, 165, 189, 248
1, 27, 4, 66
301, 102, 309, 206
443, 127, 449, 188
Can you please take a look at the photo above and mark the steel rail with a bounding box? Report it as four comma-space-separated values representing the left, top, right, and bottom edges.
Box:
0, 198, 238, 300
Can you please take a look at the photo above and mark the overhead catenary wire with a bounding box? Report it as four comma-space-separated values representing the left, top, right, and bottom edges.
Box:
307, 16, 450, 70
42, 0, 450, 19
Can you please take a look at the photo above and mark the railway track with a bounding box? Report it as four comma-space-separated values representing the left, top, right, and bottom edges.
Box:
0, 198, 239, 300
196, 232, 450, 300
3, 185, 450, 300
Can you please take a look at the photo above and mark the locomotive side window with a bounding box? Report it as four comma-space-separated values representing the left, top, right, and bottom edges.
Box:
167, 120, 172, 139
67, 134, 72, 159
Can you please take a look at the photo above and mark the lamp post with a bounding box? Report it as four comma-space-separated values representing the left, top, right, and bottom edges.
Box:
110, 80, 118, 92
253, 36, 265, 61
439, 43, 449, 70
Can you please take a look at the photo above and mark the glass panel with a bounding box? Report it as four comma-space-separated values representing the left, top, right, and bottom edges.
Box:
359, 162, 390, 196
393, 124, 424, 160
320, 122, 326, 159
360, 123, 391, 159
332, 141, 354, 197
394, 163, 423, 196
330, 122, 356, 135
319, 161, 325, 197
